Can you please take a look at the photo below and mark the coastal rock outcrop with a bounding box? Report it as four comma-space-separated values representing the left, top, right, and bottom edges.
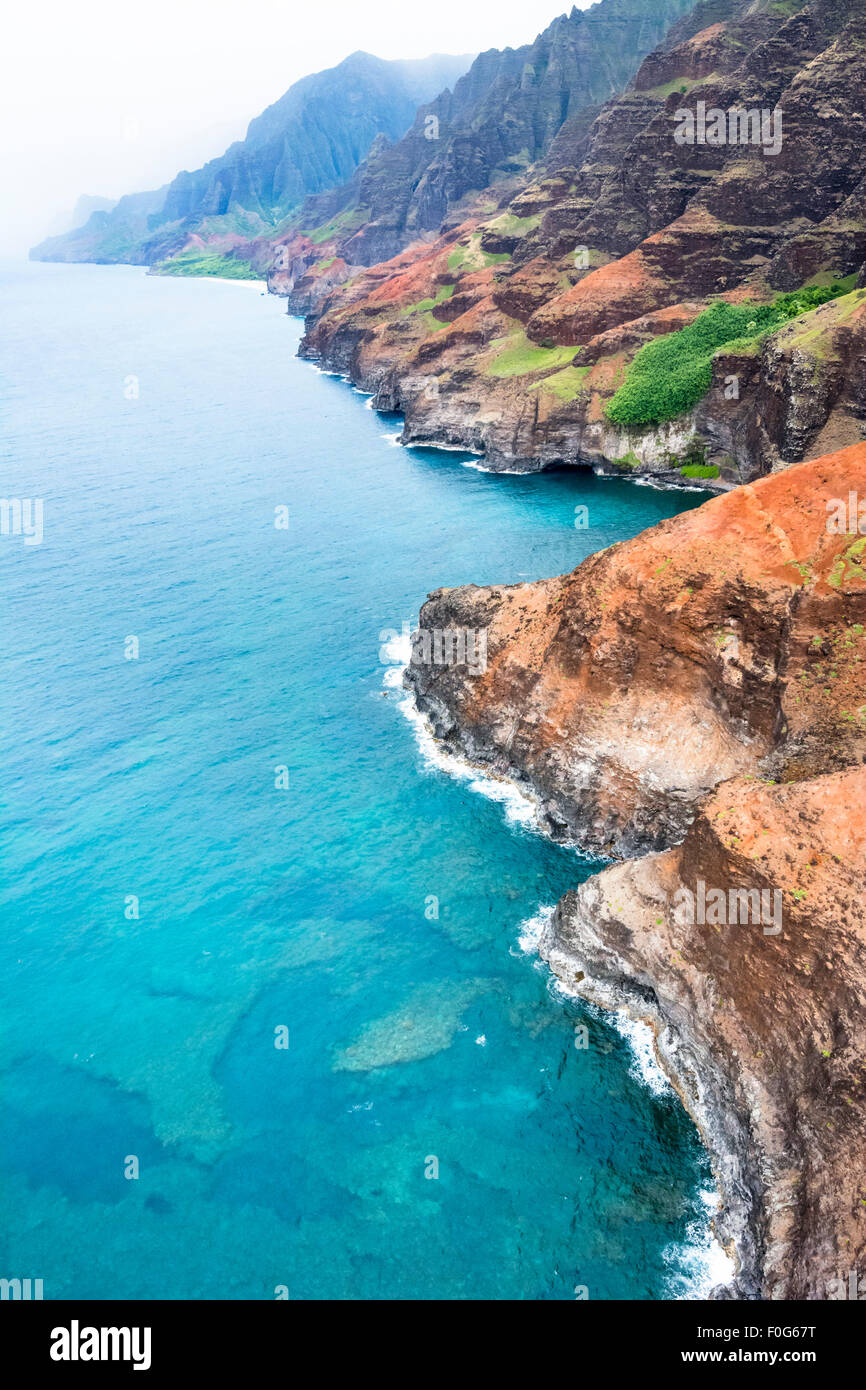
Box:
541, 768, 866, 1298
406, 441, 866, 1296
298, 0, 866, 485
406, 444, 866, 855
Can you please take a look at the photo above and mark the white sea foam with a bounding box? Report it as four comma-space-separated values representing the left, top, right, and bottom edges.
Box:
633, 476, 699, 493
382, 431, 403, 447
664, 1188, 737, 1298
613, 1012, 673, 1097
382, 665, 404, 689
629, 472, 719, 495
544, 969, 673, 1097
386, 652, 734, 1297
405, 438, 483, 456
514, 904, 556, 955
399, 690, 539, 828
461, 458, 527, 475
304, 361, 343, 377
541, 972, 735, 1295
380, 629, 412, 666
385, 655, 540, 831
613, 1018, 737, 1294
592, 468, 714, 495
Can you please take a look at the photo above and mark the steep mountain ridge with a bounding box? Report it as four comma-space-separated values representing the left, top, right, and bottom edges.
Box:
266, 0, 698, 293
289, 0, 699, 269
295, 0, 866, 485
30, 51, 473, 267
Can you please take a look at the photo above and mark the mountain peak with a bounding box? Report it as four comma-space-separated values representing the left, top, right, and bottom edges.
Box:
31, 49, 474, 262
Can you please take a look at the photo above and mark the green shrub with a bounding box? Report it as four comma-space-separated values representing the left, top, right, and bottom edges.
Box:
606, 284, 848, 427
680, 463, 720, 479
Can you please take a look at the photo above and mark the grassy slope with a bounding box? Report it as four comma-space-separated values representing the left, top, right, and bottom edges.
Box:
151, 250, 265, 281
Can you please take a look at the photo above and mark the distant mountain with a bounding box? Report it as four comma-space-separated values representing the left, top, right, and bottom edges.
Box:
30, 50, 474, 265
292, 0, 699, 267
32, 187, 168, 265
41, 194, 118, 241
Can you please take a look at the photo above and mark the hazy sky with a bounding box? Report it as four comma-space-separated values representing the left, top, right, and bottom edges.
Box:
0, 0, 582, 255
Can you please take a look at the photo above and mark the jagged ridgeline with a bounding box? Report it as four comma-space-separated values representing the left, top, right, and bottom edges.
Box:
295, 0, 866, 486
287, 0, 701, 268
29, 51, 475, 267
30, 1, 697, 272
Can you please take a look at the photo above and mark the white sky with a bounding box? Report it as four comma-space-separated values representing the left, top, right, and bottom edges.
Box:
0, 0, 581, 254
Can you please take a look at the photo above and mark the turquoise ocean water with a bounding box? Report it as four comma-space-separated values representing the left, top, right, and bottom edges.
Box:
0, 262, 724, 1299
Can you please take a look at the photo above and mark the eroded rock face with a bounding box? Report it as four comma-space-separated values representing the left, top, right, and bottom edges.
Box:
408, 444, 866, 1289
315, 0, 697, 267
297, 0, 866, 484
541, 768, 866, 1298
544, 0, 866, 295
407, 441, 866, 1297
405, 445, 866, 856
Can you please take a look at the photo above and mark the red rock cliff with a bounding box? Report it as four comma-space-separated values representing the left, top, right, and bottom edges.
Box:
406, 444, 866, 1296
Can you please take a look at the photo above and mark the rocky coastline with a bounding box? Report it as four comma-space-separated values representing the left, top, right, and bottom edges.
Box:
404, 444, 866, 1298
287, 0, 866, 490
25, 0, 866, 1308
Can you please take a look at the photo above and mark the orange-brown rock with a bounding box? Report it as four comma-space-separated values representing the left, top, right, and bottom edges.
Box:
527, 248, 674, 345
541, 767, 866, 1297
296, 0, 866, 484
407, 442, 866, 1296
406, 445, 866, 855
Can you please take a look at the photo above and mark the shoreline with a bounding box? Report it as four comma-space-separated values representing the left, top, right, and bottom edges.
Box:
293, 336, 728, 494
391, 657, 740, 1298
397, 444, 866, 1300
538, 898, 753, 1298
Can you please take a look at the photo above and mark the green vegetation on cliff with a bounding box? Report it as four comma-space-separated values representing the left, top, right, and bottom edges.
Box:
401, 284, 454, 317
151, 250, 264, 280
529, 364, 591, 400
680, 462, 720, 479
485, 331, 579, 378
482, 212, 541, 237
302, 206, 370, 246
606, 283, 851, 427
447, 236, 510, 274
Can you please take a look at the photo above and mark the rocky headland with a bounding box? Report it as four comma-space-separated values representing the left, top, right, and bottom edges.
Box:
542, 767, 866, 1298
292, 1, 866, 1285
405, 443, 866, 1296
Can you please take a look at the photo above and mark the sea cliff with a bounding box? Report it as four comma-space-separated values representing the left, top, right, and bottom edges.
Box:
405, 443, 866, 1296
295, 0, 866, 488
